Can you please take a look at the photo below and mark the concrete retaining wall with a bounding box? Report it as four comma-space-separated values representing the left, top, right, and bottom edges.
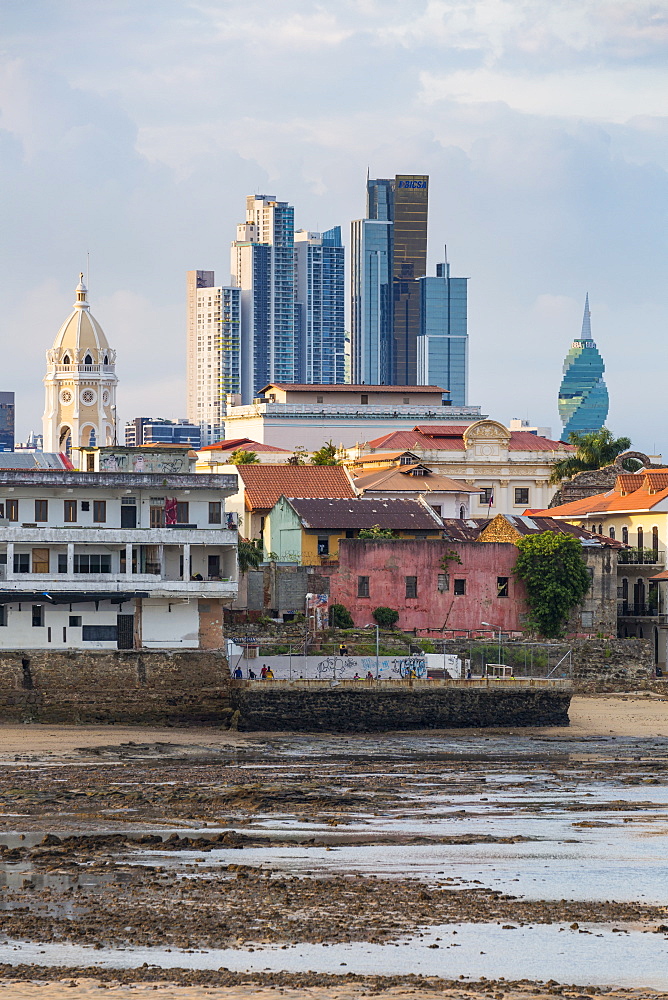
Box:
0, 649, 231, 724
570, 638, 653, 691
230, 680, 571, 732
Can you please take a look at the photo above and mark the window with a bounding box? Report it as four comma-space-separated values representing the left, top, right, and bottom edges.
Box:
459, 505, 466, 520
360, 394, 368, 404
430, 505, 442, 517
479, 488, 494, 505
598, 523, 603, 536
317, 536, 329, 556
437, 573, 449, 592
638, 527, 644, 549
31, 549, 49, 574
316, 395, 324, 403
86, 454, 95, 472
69, 616, 82, 627
208, 502, 222, 524
405, 576, 418, 599
358, 575, 370, 598
82, 625, 117, 641
454, 578, 466, 596
176, 502, 189, 524
6, 499, 18, 522
514, 488, 529, 506
345, 529, 355, 538
93, 500, 106, 523
32, 605, 44, 627
64, 500, 77, 523
622, 526, 629, 545
81, 501, 90, 512
34, 500, 48, 522
653, 527, 659, 552
621, 578, 629, 601
0, 607, 6, 626
609, 527, 615, 539
63, 554, 112, 574
13, 553, 29, 573
403, 397, 410, 404
497, 576, 509, 598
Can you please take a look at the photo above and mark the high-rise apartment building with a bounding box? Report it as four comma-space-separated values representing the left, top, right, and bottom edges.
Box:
417, 262, 468, 406
125, 417, 201, 449
0, 392, 15, 452
353, 175, 428, 385
231, 195, 297, 403
186, 270, 240, 445
294, 227, 345, 385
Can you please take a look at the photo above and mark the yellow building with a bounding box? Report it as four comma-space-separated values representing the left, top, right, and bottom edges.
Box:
42, 275, 118, 459
534, 469, 668, 647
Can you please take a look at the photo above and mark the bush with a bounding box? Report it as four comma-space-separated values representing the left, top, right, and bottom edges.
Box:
418, 639, 436, 654
330, 603, 354, 628
372, 606, 399, 628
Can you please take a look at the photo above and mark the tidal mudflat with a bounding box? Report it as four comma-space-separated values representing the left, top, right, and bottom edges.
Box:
0, 697, 666, 998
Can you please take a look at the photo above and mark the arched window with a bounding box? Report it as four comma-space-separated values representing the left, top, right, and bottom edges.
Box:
622, 526, 628, 545
62, 354, 70, 364
638, 527, 644, 550
621, 578, 628, 601
652, 527, 659, 553
609, 527, 615, 539
598, 523, 603, 535
84, 354, 93, 365
104, 355, 109, 365
459, 505, 465, 520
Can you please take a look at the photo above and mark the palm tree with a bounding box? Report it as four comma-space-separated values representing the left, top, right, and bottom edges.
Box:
311, 440, 342, 465
549, 429, 634, 484
229, 449, 259, 465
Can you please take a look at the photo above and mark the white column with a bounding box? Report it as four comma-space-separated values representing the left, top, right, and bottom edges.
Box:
183, 543, 191, 580
125, 543, 133, 577
6, 543, 13, 580
67, 543, 74, 576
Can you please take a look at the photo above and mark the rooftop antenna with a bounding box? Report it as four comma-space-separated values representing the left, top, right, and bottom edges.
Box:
86, 251, 90, 288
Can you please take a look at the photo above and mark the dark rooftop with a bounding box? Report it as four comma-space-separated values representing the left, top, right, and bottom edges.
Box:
284, 497, 443, 530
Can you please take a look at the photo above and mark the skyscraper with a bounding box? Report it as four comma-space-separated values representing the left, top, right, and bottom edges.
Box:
0, 392, 15, 452
352, 174, 430, 385
186, 270, 240, 445
417, 261, 468, 405
295, 227, 346, 385
231, 195, 297, 403
558, 294, 609, 440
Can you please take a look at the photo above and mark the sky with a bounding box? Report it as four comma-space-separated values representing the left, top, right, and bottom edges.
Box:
1, 0, 667, 452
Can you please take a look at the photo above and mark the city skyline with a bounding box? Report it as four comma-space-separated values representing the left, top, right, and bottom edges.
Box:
1, 2, 666, 454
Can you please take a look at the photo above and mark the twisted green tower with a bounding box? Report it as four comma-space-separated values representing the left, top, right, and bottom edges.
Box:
558, 294, 609, 440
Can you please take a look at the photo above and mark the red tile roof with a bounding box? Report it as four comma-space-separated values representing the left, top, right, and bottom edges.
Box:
366, 426, 572, 453
284, 497, 442, 530
237, 464, 355, 511
199, 438, 291, 454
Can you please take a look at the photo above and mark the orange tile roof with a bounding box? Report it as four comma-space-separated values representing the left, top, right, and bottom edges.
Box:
237, 464, 355, 511
535, 476, 668, 518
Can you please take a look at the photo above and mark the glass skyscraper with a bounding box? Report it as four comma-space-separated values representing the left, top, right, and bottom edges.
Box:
295, 227, 345, 385
352, 174, 431, 385
417, 263, 468, 405
0, 392, 14, 452
558, 294, 609, 440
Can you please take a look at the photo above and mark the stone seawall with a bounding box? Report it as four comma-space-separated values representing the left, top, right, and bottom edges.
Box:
570, 638, 653, 692
0, 650, 231, 724
230, 681, 571, 732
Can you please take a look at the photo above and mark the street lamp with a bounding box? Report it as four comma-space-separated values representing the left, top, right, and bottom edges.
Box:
364, 623, 380, 679
481, 621, 503, 677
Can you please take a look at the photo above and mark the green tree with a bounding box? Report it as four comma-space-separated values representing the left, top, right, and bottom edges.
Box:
372, 606, 399, 628
358, 524, 396, 539
549, 429, 634, 484
330, 603, 354, 628
311, 440, 342, 465
513, 531, 591, 638
287, 446, 308, 465
230, 449, 259, 465
238, 540, 263, 574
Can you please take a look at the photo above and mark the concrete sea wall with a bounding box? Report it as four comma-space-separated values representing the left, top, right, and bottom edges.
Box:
229, 680, 571, 732
0, 649, 230, 724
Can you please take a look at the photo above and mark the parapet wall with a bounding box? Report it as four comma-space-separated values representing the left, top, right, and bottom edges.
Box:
230, 680, 571, 732
0, 649, 231, 724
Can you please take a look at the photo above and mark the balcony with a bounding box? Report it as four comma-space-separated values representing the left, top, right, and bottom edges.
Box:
618, 548, 665, 566
617, 602, 661, 618
0, 526, 238, 545
0, 572, 237, 598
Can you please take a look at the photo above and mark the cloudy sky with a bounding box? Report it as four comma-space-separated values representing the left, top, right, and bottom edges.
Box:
1, 0, 667, 451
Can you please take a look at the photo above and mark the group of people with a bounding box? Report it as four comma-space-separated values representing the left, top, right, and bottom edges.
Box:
232, 664, 274, 680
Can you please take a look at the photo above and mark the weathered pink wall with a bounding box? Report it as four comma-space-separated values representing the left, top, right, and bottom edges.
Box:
328, 539, 527, 631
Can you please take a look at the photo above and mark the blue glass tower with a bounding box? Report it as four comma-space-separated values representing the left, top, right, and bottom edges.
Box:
417, 262, 468, 405
558, 294, 609, 440
295, 227, 346, 385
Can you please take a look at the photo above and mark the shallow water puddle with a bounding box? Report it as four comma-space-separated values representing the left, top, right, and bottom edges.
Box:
0, 923, 667, 988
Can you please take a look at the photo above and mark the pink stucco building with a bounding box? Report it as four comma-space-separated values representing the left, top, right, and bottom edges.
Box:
327, 539, 527, 632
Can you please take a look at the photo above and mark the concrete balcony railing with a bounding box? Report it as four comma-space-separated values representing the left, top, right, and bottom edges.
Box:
0, 527, 238, 545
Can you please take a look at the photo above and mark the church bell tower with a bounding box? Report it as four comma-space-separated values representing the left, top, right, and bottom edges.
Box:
42, 275, 118, 457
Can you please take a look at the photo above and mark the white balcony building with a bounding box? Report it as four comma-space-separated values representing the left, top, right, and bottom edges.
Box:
0, 468, 238, 651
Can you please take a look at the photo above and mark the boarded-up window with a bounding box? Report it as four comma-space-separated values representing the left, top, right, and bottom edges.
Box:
581, 611, 594, 628
34, 500, 48, 522
31, 549, 50, 574
405, 576, 418, 599
437, 573, 449, 592
82, 625, 117, 641
357, 576, 370, 598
